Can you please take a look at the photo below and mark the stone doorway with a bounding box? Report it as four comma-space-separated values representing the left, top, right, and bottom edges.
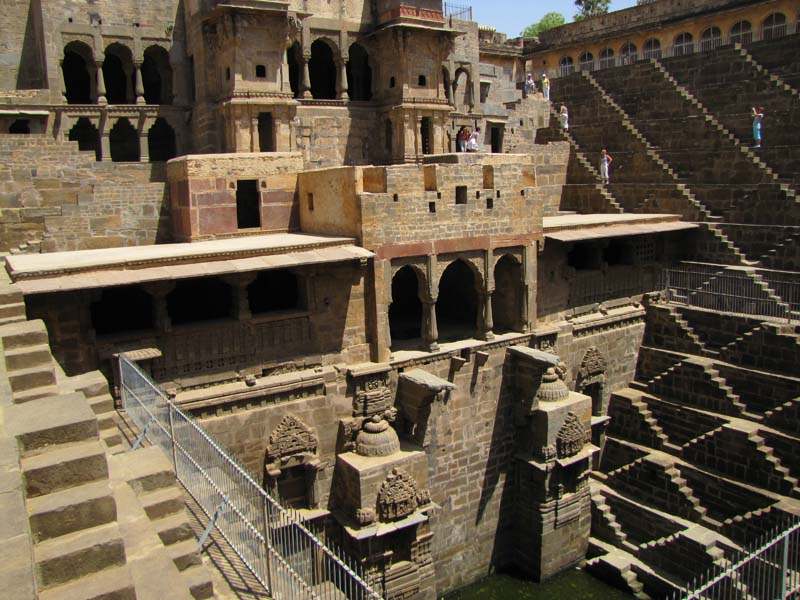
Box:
389, 266, 423, 346
436, 260, 479, 341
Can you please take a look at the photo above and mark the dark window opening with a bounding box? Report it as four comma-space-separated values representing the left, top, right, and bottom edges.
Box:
389, 76, 396, 88
421, 117, 432, 155
9, 120, 30, 134
225, 67, 231, 81
287, 43, 301, 98
486, 197, 493, 209
236, 179, 261, 229
309, 40, 336, 100
142, 46, 172, 105
493, 255, 522, 333
109, 118, 139, 162
429, 201, 436, 213
454, 69, 470, 113
103, 46, 133, 104
479, 82, 490, 103
248, 270, 300, 314
90, 285, 153, 335
68, 118, 101, 161
389, 266, 422, 343
442, 67, 452, 104
393, 193, 399, 202
603, 239, 634, 266
347, 43, 372, 101
307, 193, 314, 211
167, 278, 232, 325
455, 185, 467, 205
63, 45, 93, 104
255, 64, 266, 78
490, 126, 503, 153
147, 117, 176, 162
271, 465, 309, 509
568, 242, 601, 270
584, 381, 604, 417
258, 112, 274, 152
418, 74, 427, 86
436, 260, 478, 341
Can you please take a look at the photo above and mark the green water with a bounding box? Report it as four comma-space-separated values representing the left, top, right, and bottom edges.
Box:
444, 569, 632, 599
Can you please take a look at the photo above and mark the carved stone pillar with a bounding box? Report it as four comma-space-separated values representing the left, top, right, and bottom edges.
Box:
481, 291, 495, 341
337, 59, 349, 100
99, 114, 111, 162
145, 281, 175, 333
134, 62, 145, 104
300, 55, 312, 99
422, 299, 439, 352
95, 62, 107, 105
519, 284, 530, 333
224, 273, 257, 320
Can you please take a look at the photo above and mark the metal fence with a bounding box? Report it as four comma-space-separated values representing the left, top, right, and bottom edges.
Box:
549, 25, 799, 79
660, 266, 800, 323
444, 2, 471, 20
672, 520, 800, 599
118, 355, 383, 600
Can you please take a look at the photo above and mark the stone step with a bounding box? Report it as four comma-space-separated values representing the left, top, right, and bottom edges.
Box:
12, 384, 60, 404
140, 486, 185, 520
37, 565, 136, 600
154, 513, 196, 547
115, 446, 176, 495
5, 392, 99, 454
8, 364, 57, 396
168, 538, 203, 572
67, 371, 111, 401
3, 343, 52, 371
34, 521, 127, 589
27, 479, 117, 543
182, 564, 215, 600
21, 440, 109, 498
0, 301, 26, 321
88, 392, 115, 415
0, 319, 49, 350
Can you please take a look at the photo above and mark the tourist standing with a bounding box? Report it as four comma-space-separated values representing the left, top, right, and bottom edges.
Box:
457, 126, 468, 152
559, 105, 569, 131
525, 74, 535, 96
467, 127, 480, 152
752, 106, 764, 148
542, 73, 550, 100
600, 149, 613, 183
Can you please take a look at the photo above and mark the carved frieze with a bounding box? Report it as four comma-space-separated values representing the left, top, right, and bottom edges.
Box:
556, 412, 586, 458
352, 372, 393, 418
377, 468, 430, 522
266, 415, 318, 466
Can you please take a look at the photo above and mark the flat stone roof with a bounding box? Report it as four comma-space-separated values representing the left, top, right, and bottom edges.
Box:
6, 233, 374, 294
543, 213, 697, 242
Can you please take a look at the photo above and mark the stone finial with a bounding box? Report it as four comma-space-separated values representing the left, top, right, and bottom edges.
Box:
535, 368, 569, 403
355, 415, 401, 457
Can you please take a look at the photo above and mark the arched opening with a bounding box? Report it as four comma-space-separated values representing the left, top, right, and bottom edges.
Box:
62, 42, 93, 104
8, 119, 30, 134
442, 66, 452, 104
147, 118, 176, 162
389, 266, 423, 344
559, 56, 574, 76
142, 45, 172, 104
287, 42, 301, 98
247, 270, 300, 314
643, 38, 662, 59
730, 20, 753, 45
453, 68, 470, 113
620, 43, 637, 65
90, 285, 154, 335
673, 32, 694, 56
599, 48, 615, 69
309, 39, 336, 100
762, 13, 787, 40
109, 118, 139, 162
436, 260, 479, 341
167, 278, 232, 325
700, 27, 722, 52
492, 255, 522, 334
346, 43, 372, 101
68, 118, 101, 161
579, 51, 594, 72
103, 43, 134, 104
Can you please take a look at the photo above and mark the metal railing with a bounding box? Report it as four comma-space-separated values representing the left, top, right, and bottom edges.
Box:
548, 26, 799, 79
672, 520, 800, 599
444, 2, 471, 20
660, 266, 800, 323
119, 355, 383, 600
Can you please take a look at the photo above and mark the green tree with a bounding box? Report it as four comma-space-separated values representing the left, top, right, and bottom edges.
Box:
573, 0, 611, 20
521, 12, 566, 38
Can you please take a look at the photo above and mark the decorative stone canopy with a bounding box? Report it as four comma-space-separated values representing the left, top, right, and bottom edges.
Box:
355, 416, 401, 457
377, 468, 431, 522
556, 412, 586, 458
536, 367, 569, 403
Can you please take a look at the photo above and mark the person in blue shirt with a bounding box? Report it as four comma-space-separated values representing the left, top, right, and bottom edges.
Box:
752, 106, 764, 148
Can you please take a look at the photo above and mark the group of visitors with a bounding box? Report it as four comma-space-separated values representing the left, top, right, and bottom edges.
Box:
524, 73, 550, 100
456, 126, 482, 152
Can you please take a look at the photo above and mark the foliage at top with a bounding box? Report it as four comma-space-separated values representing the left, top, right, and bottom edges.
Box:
574, 0, 611, 20
521, 12, 566, 38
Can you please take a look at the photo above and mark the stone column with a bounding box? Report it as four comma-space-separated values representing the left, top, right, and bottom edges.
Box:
124, 65, 134, 104
300, 55, 312, 99
96, 62, 107, 105
423, 298, 439, 352
134, 62, 145, 104
337, 59, 349, 100
99, 114, 111, 161
480, 291, 495, 341
145, 281, 175, 333
225, 273, 257, 320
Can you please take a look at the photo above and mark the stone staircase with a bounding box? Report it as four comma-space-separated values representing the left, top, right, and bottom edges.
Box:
607, 389, 669, 450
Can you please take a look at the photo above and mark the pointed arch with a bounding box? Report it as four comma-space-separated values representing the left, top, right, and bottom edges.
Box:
346, 42, 372, 101
68, 117, 101, 161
